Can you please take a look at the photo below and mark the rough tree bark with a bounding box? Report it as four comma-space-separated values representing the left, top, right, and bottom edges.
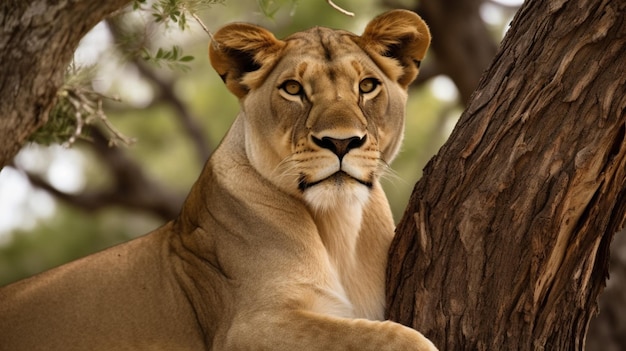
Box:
387, 0, 626, 350
586, 230, 626, 351
0, 0, 130, 168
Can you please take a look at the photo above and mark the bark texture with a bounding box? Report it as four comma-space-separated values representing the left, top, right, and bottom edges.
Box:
586, 230, 626, 351
387, 0, 626, 349
0, 0, 130, 168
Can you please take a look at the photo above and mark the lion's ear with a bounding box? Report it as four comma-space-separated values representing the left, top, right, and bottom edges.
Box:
359, 10, 431, 88
209, 23, 285, 99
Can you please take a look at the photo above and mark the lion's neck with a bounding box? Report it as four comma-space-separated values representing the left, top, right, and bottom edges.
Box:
312, 201, 364, 269
311, 198, 384, 318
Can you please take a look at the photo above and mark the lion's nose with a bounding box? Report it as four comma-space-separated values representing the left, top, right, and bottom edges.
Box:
312, 135, 367, 160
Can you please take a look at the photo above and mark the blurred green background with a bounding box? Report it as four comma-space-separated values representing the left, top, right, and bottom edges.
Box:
0, 0, 512, 286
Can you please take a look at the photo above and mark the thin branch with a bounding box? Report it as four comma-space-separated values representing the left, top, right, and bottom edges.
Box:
133, 58, 213, 163
58, 85, 135, 147
22, 127, 184, 221
326, 0, 355, 17
189, 11, 220, 51
64, 94, 85, 147
25, 169, 182, 220
189, 11, 214, 40
94, 99, 136, 147
25, 171, 115, 212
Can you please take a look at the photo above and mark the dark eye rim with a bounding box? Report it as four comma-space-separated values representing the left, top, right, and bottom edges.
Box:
279, 79, 303, 96
359, 77, 380, 94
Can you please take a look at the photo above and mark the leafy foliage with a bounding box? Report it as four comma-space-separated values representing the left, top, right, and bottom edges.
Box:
29, 64, 133, 147
30, 65, 98, 146
141, 45, 195, 72
137, 0, 224, 30
127, 0, 223, 69
34, 0, 223, 147
151, 0, 190, 30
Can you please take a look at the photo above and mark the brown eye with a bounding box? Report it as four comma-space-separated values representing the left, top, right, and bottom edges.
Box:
281, 80, 303, 95
359, 78, 379, 94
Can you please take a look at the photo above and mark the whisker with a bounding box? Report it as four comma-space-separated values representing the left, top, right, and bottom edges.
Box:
271, 156, 301, 181
377, 159, 407, 186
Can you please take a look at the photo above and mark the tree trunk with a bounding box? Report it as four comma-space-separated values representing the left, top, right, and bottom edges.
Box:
387, 0, 626, 350
0, 0, 129, 168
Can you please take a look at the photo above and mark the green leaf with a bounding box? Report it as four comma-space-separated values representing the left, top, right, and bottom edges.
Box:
178, 13, 187, 30
140, 48, 151, 60
179, 56, 194, 62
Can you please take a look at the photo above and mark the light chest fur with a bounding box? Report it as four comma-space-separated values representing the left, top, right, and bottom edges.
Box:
311, 196, 385, 320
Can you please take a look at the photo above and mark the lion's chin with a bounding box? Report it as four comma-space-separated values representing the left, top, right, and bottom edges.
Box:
301, 172, 371, 212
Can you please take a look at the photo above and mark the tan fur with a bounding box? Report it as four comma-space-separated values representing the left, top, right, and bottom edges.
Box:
0, 10, 434, 350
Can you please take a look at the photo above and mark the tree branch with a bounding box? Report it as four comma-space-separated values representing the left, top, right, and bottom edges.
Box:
23, 127, 184, 221
132, 58, 213, 163
381, 0, 498, 105
0, 0, 131, 168
106, 18, 213, 164
326, 0, 355, 16
412, 61, 440, 87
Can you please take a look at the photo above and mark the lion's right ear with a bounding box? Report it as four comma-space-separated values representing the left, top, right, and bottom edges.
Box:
209, 23, 285, 99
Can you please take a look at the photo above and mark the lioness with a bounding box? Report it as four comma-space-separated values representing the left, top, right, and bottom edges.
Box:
0, 9, 434, 350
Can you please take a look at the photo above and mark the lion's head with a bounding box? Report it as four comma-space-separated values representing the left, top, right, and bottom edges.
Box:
209, 10, 430, 212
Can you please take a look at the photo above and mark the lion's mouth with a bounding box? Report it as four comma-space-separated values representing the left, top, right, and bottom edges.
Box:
298, 171, 372, 192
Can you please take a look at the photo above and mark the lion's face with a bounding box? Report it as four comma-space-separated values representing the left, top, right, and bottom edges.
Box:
242, 31, 410, 211
210, 11, 430, 211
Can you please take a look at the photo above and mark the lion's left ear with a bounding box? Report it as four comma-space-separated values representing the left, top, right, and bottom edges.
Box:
359, 10, 431, 88
209, 23, 285, 99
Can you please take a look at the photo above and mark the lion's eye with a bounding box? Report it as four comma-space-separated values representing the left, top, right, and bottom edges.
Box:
281, 80, 303, 96
359, 78, 380, 94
